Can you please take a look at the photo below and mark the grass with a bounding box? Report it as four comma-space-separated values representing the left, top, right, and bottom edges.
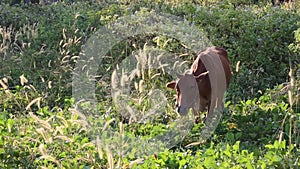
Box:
0, 0, 299, 168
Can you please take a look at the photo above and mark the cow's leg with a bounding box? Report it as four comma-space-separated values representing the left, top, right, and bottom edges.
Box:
199, 96, 209, 112
194, 96, 209, 123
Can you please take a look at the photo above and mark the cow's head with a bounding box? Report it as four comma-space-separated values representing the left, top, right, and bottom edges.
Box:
166, 71, 209, 115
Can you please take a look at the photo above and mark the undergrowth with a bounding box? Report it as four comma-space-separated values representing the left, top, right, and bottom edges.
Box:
0, 0, 299, 168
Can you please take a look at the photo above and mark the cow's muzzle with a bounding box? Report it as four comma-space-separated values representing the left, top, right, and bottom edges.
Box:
177, 106, 189, 116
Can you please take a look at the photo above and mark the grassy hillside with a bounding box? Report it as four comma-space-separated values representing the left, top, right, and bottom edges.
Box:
0, 0, 299, 168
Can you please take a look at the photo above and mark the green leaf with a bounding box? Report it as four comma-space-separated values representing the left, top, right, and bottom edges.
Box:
81, 137, 89, 144
223, 149, 232, 158
179, 159, 187, 168
246, 161, 253, 169
224, 144, 232, 158
245, 100, 252, 105
273, 140, 280, 149
206, 149, 215, 156
225, 132, 235, 142
265, 144, 274, 149
7, 119, 14, 132
204, 156, 218, 168
233, 141, 240, 152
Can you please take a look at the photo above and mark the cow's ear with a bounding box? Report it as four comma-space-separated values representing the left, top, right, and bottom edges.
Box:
195, 71, 209, 79
166, 81, 176, 89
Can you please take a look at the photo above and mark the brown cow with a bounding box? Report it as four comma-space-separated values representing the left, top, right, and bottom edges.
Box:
166, 46, 231, 119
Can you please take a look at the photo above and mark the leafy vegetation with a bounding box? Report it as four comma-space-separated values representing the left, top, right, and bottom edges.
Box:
0, 0, 299, 168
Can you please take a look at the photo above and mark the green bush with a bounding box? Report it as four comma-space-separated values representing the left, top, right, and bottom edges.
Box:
1, 0, 299, 104
0, 0, 299, 168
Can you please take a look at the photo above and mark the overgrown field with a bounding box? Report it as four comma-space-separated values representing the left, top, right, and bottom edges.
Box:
0, 0, 299, 168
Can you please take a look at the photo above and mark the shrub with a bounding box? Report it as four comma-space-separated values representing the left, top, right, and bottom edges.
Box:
0, 1, 299, 168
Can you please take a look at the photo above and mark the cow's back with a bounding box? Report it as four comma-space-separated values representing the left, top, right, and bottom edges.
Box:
191, 46, 231, 111
209, 46, 231, 88
192, 46, 230, 87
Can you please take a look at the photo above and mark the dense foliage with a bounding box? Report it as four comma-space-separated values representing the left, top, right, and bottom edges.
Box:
0, 0, 299, 168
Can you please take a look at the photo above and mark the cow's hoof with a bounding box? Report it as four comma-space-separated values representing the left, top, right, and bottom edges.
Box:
195, 117, 200, 124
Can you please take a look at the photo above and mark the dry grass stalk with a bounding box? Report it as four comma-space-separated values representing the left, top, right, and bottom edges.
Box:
288, 67, 295, 107
36, 128, 53, 144
106, 146, 114, 169
39, 144, 62, 168
279, 58, 298, 145
0, 77, 22, 109
69, 108, 87, 120
102, 118, 115, 131
52, 115, 68, 127
53, 126, 64, 136
96, 136, 104, 160
54, 135, 73, 142
128, 158, 144, 168
26, 97, 42, 111
81, 142, 94, 149
29, 112, 53, 131
0, 78, 8, 90
117, 122, 124, 168
70, 119, 89, 130
20, 74, 28, 86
